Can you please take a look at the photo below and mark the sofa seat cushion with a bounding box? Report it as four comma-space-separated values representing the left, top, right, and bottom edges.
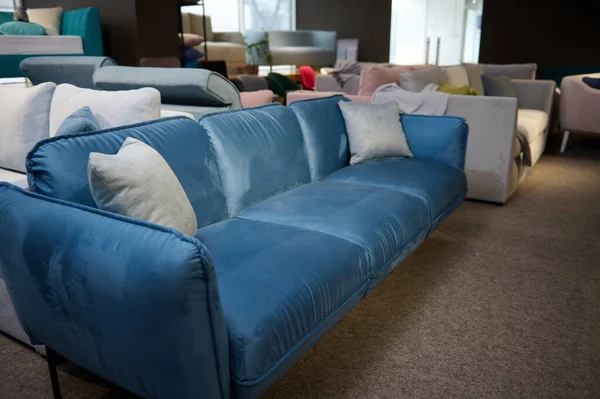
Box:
203, 42, 245, 63
517, 109, 549, 143
0, 168, 27, 189
238, 181, 430, 277
325, 158, 466, 220
196, 218, 369, 386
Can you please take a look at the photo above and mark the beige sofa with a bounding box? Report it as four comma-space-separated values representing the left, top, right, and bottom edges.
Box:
181, 13, 246, 76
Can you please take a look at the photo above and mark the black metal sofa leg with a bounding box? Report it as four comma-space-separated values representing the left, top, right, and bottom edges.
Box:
45, 346, 62, 399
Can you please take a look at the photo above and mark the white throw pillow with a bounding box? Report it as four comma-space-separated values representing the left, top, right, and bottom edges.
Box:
338, 100, 412, 165
0, 82, 56, 173
444, 66, 470, 87
88, 137, 198, 236
49, 84, 161, 137
27, 7, 63, 35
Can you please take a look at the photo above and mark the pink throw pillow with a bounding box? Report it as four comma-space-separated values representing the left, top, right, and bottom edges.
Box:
179, 33, 203, 47
240, 90, 275, 108
358, 65, 413, 96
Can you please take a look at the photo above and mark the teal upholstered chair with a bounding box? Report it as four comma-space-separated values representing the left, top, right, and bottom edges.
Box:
0, 7, 103, 78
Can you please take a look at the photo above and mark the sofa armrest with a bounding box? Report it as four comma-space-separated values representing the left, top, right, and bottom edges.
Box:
213, 31, 245, 46
61, 7, 103, 56
559, 74, 600, 133
0, 184, 230, 399
512, 79, 556, 113
446, 95, 518, 203
401, 114, 468, 171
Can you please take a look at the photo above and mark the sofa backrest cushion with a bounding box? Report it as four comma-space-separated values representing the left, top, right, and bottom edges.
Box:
20, 56, 117, 89
358, 64, 413, 96
49, 83, 161, 137
399, 66, 449, 92
199, 104, 311, 216
289, 95, 350, 181
482, 63, 537, 80
93, 66, 242, 109
27, 117, 228, 228
0, 82, 55, 173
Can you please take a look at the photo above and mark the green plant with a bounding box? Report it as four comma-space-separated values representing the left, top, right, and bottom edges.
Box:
245, 38, 273, 71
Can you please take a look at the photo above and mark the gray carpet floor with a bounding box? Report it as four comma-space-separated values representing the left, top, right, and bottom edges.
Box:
1, 135, 599, 398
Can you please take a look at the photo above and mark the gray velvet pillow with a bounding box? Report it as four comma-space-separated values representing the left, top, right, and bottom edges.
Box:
399, 66, 449, 92
481, 74, 518, 102
88, 137, 198, 236
338, 100, 412, 165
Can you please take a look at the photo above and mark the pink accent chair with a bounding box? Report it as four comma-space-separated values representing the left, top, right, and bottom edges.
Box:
559, 73, 600, 152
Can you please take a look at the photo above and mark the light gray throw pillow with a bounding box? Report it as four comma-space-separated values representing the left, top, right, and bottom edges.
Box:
399, 66, 449, 92
338, 100, 412, 165
88, 137, 198, 236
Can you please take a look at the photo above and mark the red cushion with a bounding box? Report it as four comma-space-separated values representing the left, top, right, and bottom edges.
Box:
299, 66, 316, 90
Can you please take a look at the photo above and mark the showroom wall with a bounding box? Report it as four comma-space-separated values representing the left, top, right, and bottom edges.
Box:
479, 0, 599, 66
296, 0, 393, 63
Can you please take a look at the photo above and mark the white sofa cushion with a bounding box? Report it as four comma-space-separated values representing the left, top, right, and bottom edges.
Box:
517, 109, 549, 143
0, 168, 28, 189
0, 82, 56, 173
445, 66, 470, 87
49, 84, 161, 137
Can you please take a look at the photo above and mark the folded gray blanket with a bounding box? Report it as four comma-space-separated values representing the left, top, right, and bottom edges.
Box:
371, 83, 450, 116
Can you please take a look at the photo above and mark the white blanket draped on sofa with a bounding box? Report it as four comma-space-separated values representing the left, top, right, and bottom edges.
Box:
371, 83, 450, 116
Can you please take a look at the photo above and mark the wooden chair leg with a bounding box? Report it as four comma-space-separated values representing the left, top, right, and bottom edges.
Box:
45, 346, 62, 399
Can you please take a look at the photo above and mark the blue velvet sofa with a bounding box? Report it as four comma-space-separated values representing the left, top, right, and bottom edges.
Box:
0, 7, 103, 78
0, 96, 468, 398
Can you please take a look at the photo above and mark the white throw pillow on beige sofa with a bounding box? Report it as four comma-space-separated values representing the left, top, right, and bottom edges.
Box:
49, 84, 161, 137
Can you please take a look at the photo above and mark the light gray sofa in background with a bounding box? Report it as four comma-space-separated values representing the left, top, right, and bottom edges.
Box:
308, 63, 555, 203
245, 30, 336, 67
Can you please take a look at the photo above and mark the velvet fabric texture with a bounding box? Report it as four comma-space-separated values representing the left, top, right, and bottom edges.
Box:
10, 98, 469, 399
357, 64, 412, 96
338, 101, 413, 164
27, 117, 228, 228
289, 95, 350, 181
55, 106, 99, 136
198, 104, 310, 216
88, 138, 198, 235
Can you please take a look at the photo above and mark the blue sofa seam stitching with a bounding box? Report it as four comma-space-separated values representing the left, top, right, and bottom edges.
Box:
232, 191, 465, 387
235, 215, 376, 267
231, 280, 368, 386
368, 192, 466, 286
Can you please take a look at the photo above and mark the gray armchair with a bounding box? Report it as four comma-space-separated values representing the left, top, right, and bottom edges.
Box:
246, 30, 336, 67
